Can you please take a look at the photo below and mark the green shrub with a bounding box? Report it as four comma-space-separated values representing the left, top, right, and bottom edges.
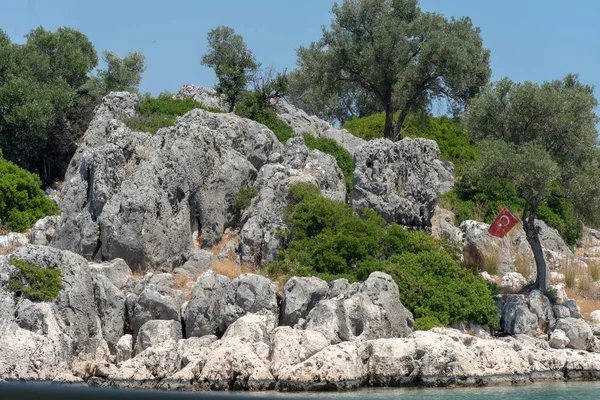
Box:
233, 186, 258, 212
0, 151, 59, 233
268, 183, 499, 329
235, 91, 295, 144
7, 258, 64, 302
303, 133, 354, 201
414, 316, 443, 331
124, 93, 221, 134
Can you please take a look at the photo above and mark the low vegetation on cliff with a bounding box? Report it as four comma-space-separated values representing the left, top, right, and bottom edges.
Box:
0, 151, 58, 233
268, 183, 499, 330
7, 257, 64, 302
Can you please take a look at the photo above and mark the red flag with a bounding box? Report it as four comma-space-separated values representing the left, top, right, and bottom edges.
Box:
488, 207, 519, 238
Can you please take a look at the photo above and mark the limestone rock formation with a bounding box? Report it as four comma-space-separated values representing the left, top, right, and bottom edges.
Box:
29, 215, 60, 246
272, 100, 366, 156
304, 271, 414, 344
54, 92, 282, 271
431, 207, 464, 246
239, 137, 346, 265
280, 276, 328, 327
352, 138, 443, 228
173, 84, 227, 112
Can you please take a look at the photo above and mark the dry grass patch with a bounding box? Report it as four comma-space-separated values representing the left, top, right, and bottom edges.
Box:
514, 252, 532, 280
479, 248, 500, 276
213, 258, 254, 280
173, 272, 197, 301
565, 288, 600, 321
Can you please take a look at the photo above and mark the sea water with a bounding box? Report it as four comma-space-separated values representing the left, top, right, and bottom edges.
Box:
2, 381, 600, 399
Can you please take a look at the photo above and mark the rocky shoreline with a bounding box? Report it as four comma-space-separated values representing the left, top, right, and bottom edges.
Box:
2, 244, 600, 392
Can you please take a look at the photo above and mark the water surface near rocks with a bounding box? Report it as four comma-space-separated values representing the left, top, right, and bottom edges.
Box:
3, 381, 600, 400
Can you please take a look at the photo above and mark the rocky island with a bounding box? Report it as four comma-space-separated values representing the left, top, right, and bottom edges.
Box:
2, 88, 600, 392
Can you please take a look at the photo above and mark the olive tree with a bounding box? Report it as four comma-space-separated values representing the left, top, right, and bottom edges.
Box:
96, 50, 147, 93
201, 26, 259, 113
292, 0, 490, 139
463, 75, 600, 291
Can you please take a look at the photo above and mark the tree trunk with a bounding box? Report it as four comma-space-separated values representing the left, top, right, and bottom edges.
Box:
392, 108, 410, 142
523, 203, 548, 292
383, 106, 394, 140
228, 96, 236, 113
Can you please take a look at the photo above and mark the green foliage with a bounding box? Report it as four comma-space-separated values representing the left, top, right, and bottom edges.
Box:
302, 134, 354, 201
0, 151, 58, 232
235, 91, 295, 144
201, 26, 259, 112
233, 186, 259, 212
343, 113, 478, 175
96, 50, 147, 93
293, 0, 490, 138
268, 183, 499, 329
463, 75, 599, 290
7, 258, 64, 302
124, 94, 220, 134
0, 27, 146, 184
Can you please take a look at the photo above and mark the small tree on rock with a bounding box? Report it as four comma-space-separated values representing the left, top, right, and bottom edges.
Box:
201, 26, 259, 113
463, 75, 600, 291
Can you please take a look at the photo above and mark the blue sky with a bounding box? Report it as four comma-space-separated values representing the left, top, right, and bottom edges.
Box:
2, 0, 600, 100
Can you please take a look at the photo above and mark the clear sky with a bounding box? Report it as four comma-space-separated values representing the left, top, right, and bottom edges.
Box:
1, 0, 600, 101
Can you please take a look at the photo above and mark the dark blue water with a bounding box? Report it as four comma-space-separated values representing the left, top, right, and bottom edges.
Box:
2, 381, 600, 399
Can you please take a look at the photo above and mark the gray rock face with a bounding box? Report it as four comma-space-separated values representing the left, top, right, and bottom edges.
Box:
131, 286, 183, 339
431, 207, 464, 246
281, 276, 328, 327
269, 326, 329, 380
277, 342, 363, 390
89, 258, 132, 290
239, 137, 346, 265
553, 305, 571, 320
179, 249, 215, 276
185, 271, 230, 337
501, 295, 539, 336
549, 329, 569, 349
198, 338, 275, 390
305, 272, 414, 344
555, 318, 594, 350
174, 84, 227, 112
135, 320, 183, 354
460, 220, 515, 275
116, 334, 133, 366
11, 245, 100, 355
563, 300, 583, 319
528, 290, 555, 332
54, 92, 282, 271
0, 232, 28, 253
0, 246, 110, 380
219, 274, 279, 333
29, 216, 60, 246
92, 274, 126, 352
352, 138, 442, 228
272, 100, 366, 156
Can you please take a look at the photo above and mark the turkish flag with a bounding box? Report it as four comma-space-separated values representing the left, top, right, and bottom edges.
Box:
488, 207, 519, 238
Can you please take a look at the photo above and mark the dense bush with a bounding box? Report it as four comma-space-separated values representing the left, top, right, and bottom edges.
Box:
0, 151, 58, 233
268, 183, 499, 330
235, 91, 295, 144
302, 134, 354, 201
343, 113, 478, 175
124, 93, 221, 134
7, 258, 64, 302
